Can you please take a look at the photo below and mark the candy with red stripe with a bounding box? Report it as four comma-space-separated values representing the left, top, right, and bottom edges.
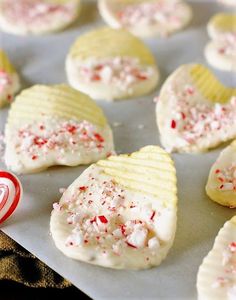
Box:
0, 170, 22, 224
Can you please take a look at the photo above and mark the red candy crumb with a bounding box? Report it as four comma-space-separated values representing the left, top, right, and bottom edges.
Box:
34, 137, 47, 146
136, 74, 147, 80
150, 211, 156, 221
91, 74, 101, 81
94, 133, 104, 143
126, 242, 137, 249
186, 87, 194, 95
229, 242, 236, 252
120, 224, 126, 236
79, 186, 88, 192
66, 125, 77, 134
219, 48, 225, 54
98, 215, 108, 224
171, 120, 177, 129
7, 94, 12, 102
90, 216, 97, 223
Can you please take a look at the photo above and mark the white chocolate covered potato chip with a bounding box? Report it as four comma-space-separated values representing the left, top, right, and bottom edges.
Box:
205, 14, 236, 72
98, 0, 192, 38
0, 0, 81, 35
50, 146, 178, 270
4, 84, 114, 174
66, 27, 160, 101
206, 140, 236, 208
197, 216, 236, 300
0, 50, 20, 108
218, 0, 236, 7
156, 64, 236, 153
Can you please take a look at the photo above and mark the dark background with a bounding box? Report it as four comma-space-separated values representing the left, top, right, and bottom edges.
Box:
0, 280, 91, 300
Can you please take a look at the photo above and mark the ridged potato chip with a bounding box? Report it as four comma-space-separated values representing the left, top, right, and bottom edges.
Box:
0, 0, 81, 35
206, 140, 236, 208
66, 27, 159, 101
156, 64, 236, 153
98, 0, 192, 38
197, 216, 236, 300
207, 14, 236, 39
5, 84, 114, 174
205, 13, 236, 72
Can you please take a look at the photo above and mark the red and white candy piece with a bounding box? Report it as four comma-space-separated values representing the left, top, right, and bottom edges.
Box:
0, 170, 22, 224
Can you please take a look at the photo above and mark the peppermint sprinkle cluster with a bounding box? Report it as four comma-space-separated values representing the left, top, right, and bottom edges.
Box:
0, 70, 13, 102
117, 0, 183, 33
16, 119, 105, 161
169, 85, 236, 145
1, 0, 72, 25
212, 241, 236, 297
53, 173, 160, 260
78, 57, 154, 93
215, 164, 236, 191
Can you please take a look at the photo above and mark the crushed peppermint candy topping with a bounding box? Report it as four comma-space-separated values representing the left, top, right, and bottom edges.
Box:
0, 70, 14, 102
217, 33, 236, 57
167, 84, 236, 145
1, 0, 74, 26
54, 174, 160, 259
212, 241, 236, 291
212, 276, 229, 288
78, 57, 154, 92
14, 118, 106, 160
229, 242, 236, 252
0, 70, 12, 91
215, 163, 236, 191
53, 202, 62, 212
116, 0, 185, 35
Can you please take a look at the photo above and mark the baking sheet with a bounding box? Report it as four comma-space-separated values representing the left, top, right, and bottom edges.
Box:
0, 0, 236, 299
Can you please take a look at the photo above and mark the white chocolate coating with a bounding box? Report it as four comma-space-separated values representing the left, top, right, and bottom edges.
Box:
5, 117, 114, 174
197, 217, 236, 300
66, 56, 159, 101
50, 164, 177, 270
205, 34, 236, 72
205, 14, 236, 72
218, 0, 236, 7
156, 65, 236, 153
98, 0, 192, 38
206, 141, 236, 207
0, 0, 80, 35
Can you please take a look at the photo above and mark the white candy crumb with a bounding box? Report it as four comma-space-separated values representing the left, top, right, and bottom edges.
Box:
148, 237, 160, 250
126, 225, 148, 248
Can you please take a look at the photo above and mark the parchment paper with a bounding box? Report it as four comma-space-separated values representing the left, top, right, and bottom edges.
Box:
0, 1, 236, 299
